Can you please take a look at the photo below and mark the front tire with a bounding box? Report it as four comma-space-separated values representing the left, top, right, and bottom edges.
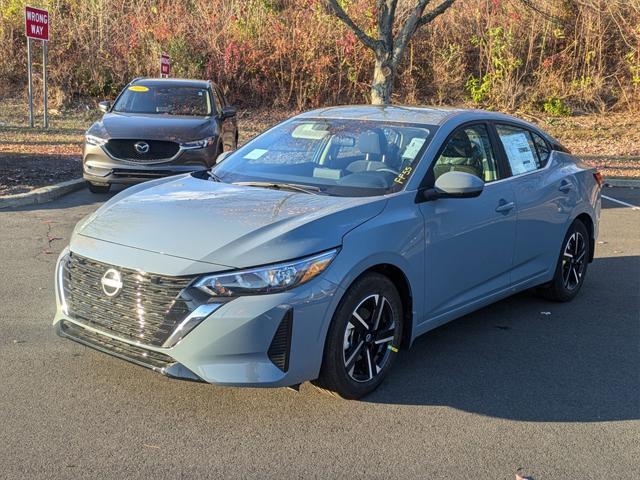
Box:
540, 219, 590, 302
87, 182, 111, 194
313, 273, 403, 399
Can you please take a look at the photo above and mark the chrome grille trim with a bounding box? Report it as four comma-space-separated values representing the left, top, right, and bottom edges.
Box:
61, 253, 195, 347
58, 320, 174, 370
103, 139, 181, 163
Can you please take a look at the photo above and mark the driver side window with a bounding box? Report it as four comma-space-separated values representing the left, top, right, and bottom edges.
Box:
433, 124, 498, 183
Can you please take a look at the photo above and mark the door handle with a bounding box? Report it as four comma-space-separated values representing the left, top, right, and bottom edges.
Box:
559, 180, 572, 193
495, 200, 515, 214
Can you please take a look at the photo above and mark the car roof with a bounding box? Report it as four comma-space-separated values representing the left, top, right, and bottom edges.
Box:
295, 105, 524, 127
130, 77, 212, 89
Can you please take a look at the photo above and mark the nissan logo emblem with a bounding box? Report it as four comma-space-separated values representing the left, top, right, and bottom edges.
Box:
134, 141, 150, 154
101, 268, 123, 297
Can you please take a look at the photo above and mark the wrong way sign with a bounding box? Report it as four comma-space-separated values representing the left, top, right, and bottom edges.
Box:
160, 54, 171, 77
25, 6, 49, 41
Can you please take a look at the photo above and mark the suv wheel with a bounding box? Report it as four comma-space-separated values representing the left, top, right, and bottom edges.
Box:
540, 219, 590, 302
312, 273, 403, 399
87, 182, 111, 194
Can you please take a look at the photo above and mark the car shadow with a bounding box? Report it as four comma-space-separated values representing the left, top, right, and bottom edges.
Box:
364, 255, 640, 423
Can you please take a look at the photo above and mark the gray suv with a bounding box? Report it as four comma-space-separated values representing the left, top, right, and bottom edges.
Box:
83, 78, 237, 193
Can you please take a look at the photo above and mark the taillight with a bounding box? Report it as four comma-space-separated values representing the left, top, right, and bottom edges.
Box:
593, 171, 603, 187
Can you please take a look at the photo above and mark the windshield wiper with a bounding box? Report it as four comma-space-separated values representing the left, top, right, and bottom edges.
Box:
232, 181, 322, 195
207, 170, 223, 182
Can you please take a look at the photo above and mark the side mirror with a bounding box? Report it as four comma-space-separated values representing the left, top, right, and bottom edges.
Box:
219, 106, 237, 119
216, 151, 231, 164
98, 101, 111, 113
422, 171, 484, 201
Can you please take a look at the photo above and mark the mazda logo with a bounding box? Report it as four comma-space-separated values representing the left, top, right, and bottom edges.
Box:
101, 268, 123, 297
134, 141, 150, 154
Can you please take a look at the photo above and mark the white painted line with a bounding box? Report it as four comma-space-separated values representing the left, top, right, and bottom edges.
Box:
602, 195, 640, 210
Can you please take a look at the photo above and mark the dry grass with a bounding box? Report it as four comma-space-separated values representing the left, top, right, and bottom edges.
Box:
1, 96, 638, 195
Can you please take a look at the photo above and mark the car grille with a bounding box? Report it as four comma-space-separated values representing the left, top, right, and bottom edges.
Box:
104, 139, 180, 162
60, 253, 195, 347
58, 320, 174, 370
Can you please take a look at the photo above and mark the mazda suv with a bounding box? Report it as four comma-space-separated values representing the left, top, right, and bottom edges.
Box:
83, 78, 238, 193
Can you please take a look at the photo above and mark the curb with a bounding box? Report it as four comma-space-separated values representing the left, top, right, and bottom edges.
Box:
0, 178, 85, 209
604, 178, 640, 188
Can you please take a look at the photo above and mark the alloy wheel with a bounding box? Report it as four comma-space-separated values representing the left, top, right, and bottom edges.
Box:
342, 294, 397, 383
562, 232, 587, 291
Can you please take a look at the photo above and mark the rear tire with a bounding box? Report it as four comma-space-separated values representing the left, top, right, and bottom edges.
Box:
539, 219, 590, 302
87, 182, 111, 194
312, 273, 403, 400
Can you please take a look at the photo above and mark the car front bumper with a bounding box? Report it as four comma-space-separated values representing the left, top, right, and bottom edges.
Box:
83, 142, 218, 185
53, 246, 342, 387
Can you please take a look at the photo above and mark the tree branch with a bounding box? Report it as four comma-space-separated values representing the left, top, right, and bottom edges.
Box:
376, 0, 398, 52
326, 0, 379, 51
392, 0, 430, 65
417, 0, 457, 27
510, 0, 562, 25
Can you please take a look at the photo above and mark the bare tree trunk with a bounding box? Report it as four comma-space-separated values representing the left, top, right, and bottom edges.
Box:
371, 52, 395, 105
326, 0, 457, 105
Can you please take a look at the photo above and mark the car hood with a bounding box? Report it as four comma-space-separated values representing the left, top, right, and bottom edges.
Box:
89, 112, 213, 142
74, 175, 387, 269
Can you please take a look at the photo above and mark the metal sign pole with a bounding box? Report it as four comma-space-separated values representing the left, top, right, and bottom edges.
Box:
43, 41, 48, 128
27, 37, 34, 128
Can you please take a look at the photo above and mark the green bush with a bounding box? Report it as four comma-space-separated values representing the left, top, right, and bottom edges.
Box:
543, 97, 572, 117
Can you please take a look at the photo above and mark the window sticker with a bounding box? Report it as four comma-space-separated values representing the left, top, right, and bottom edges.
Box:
291, 123, 329, 140
128, 85, 149, 92
402, 137, 426, 159
243, 148, 268, 160
393, 166, 413, 185
500, 131, 536, 174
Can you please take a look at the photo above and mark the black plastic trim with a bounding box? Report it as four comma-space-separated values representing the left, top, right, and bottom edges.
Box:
267, 309, 293, 372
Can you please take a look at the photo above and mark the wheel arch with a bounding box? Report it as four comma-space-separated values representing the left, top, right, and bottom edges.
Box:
341, 263, 415, 350
574, 212, 595, 262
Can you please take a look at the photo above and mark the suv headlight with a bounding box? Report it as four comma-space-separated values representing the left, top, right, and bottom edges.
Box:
181, 137, 216, 150
85, 134, 107, 146
194, 249, 338, 297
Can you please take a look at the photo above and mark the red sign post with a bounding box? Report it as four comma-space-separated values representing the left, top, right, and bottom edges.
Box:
160, 54, 171, 77
25, 6, 50, 128
25, 6, 49, 41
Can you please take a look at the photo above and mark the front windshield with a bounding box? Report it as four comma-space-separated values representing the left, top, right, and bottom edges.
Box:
213, 119, 435, 197
113, 85, 212, 116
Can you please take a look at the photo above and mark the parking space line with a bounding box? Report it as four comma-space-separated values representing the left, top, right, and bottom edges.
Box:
602, 195, 640, 211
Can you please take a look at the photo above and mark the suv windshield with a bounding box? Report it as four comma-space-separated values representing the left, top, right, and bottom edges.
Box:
113, 85, 212, 116
213, 119, 434, 197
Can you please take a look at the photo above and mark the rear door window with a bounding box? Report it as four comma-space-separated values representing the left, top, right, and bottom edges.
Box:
531, 131, 551, 167
495, 125, 542, 175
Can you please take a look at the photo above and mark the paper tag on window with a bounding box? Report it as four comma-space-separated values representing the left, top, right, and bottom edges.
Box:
402, 138, 426, 159
244, 149, 268, 160
501, 132, 536, 174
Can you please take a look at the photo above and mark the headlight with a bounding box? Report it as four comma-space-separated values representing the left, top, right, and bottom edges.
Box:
194, 249, 338, 297
181, 137, 216, 150
85, 134, 107, 146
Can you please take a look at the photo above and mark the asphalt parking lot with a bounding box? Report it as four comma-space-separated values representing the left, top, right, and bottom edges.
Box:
0, 186, 638, 479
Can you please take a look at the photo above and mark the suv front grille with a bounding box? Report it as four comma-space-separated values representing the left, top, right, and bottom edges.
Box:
104, 139, 180, 162
61, 253, 194, 347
